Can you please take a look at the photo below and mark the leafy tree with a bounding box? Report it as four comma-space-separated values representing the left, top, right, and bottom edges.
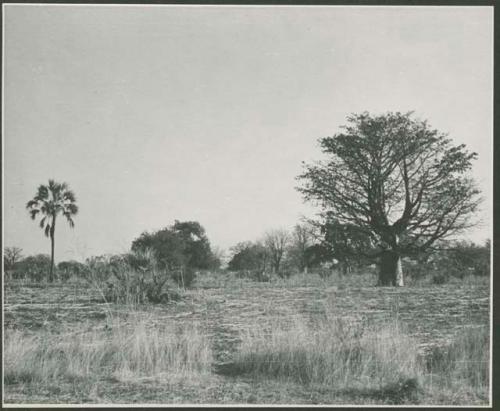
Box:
4, 246, 23, 271
319, 216, 376, 275
297, 112, 481, 286
172, 220, 220, 270
303, 243, 334, 269
26, 180, 78, 282
264, 228, 290, 275
228, 242, 269, 273
131, 220, 219, 286
431, 239, 491, 278
132, 228, 186, 270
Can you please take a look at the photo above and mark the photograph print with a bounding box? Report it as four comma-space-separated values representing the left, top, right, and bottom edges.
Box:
2, 3, 493, 406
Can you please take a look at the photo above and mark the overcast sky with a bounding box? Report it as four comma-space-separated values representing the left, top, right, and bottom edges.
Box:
3, 5, 493, 262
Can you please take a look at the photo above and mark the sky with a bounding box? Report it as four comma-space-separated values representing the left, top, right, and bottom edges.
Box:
3, 5, 493, 262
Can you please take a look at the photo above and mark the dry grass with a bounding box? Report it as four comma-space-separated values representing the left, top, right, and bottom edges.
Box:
423, 325, 489, 403
232, 317, 422, 394
228, 313, 489, 405
4, 275, 489, 405
4, 316, 213, 388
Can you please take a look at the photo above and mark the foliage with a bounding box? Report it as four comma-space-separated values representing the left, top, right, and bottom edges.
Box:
87, 249, 175, 304
57, 260, 87, 282
297, 112, 481, 286
131, 220, 219, 286
15, 254, 52, 282
227, 241, 270, 279
26, 180, 78, 282
303, 243, 334, 269
321, 217, 376, 270
403, 240, 490, 284
84, 255, 116, 283
433, 240, 491, 278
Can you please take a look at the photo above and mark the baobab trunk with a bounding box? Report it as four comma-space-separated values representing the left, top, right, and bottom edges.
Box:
378, 250, 404, 286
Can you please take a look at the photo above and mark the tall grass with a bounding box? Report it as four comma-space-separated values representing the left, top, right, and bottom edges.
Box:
230, 316, 489, 404
232, 316, 421, 389
4, 319, 213, 387
425, 326, 489, 393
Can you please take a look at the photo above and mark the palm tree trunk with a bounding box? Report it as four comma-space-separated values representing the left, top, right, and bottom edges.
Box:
49, 217, 56, 282
49, 234, 55, 282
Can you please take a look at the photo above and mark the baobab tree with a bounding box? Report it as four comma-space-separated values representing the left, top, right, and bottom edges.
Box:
297, 112, 481, 286
26, 180, 78, 282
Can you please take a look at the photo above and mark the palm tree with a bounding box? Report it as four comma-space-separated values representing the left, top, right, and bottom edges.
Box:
26, 179, 78, 282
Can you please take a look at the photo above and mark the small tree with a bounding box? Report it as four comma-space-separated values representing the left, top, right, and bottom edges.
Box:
26, 180, 78, 282
297, 112, 481, 286
131, 220, 219, 287
228, 242, 269, 271
264, 228, 290, 275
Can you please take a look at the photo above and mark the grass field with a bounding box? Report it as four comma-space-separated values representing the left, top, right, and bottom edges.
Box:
3, 271, 490, 405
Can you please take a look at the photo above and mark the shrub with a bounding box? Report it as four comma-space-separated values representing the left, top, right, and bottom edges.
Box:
82, 250, 178, 304
57, 260, 87, 282
84, 255, 116, 283
105, 250, 173, 304
14, 254, 51, 282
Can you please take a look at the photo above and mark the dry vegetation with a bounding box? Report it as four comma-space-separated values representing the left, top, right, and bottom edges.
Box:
3, 271, 490, 405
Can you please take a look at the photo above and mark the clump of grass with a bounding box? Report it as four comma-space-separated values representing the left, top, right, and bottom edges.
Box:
4, 320, 213, 387
425, 325, 489, 392
232, 316, 423, 394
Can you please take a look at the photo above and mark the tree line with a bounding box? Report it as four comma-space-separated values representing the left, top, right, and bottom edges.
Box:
11, 111, 488, 287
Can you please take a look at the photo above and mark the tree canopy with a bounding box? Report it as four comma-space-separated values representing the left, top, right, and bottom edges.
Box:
227, 242, 269, 272
297, 112, 481, 286
131, 220, 220, 272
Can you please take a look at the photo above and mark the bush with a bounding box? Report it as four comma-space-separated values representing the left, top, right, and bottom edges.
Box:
57, 260, 87, 282
14, 254, 51, 282
83, 250, 175, 304
403, 240, 490, 284
84, 255, 116, 283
